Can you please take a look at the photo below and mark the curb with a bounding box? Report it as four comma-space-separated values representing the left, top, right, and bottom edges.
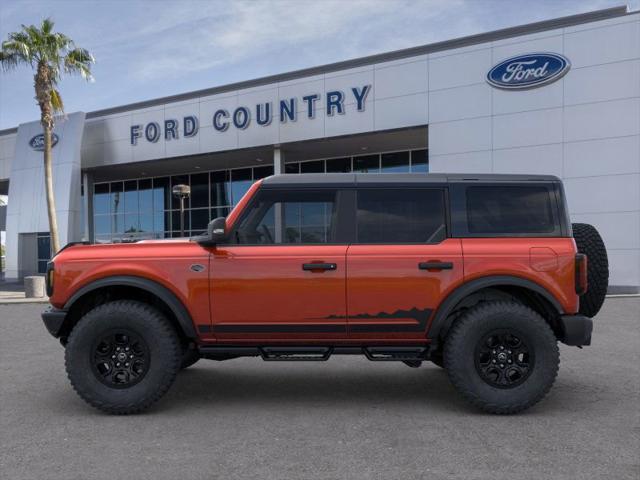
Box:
0, 298, 50, 305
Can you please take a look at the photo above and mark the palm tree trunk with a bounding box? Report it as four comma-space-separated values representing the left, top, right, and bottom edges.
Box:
43, 123, 60, 253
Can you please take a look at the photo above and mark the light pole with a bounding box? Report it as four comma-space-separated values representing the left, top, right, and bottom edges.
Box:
172, 184, 191, 237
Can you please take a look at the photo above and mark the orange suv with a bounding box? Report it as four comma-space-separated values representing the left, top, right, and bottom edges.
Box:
42, 173, 609, 414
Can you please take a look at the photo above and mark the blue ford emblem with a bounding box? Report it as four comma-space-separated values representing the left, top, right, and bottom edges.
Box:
487, 53, 570, 90
29, 133, 59, 151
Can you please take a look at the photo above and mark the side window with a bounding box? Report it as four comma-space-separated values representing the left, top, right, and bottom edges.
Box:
466, 186, 556, 235
233, 190, 338, 244
356, 189, 446, 244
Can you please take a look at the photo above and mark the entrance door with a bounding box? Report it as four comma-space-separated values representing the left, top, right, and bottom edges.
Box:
346, 188, 464, 341
210, 188, 349, 342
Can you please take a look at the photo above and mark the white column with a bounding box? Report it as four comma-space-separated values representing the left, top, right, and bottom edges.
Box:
273, 147, 284, 242
273, 146, 285, 175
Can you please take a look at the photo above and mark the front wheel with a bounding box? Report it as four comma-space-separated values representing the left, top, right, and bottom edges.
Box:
444, 301, 559, 414
65, 300, 182, 414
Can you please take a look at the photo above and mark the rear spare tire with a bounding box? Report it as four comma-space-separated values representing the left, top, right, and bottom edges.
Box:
572, 223, 609, 317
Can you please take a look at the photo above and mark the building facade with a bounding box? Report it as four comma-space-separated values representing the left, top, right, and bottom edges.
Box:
0, 6, 638, 292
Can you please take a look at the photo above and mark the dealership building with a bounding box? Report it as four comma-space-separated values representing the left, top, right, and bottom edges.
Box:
0, 5, 638, 292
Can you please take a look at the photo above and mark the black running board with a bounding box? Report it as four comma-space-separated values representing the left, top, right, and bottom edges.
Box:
199, 345, 430, 362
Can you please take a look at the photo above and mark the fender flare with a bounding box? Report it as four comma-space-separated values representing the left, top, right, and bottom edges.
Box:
64, 275, 197, 339
428, 275, 564, 343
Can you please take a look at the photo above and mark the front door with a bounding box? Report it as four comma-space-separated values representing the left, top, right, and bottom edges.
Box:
346, 187, 464, 341
210, 188, 349, 342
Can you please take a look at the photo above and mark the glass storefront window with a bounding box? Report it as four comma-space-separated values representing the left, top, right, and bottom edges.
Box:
94, 183, 110, 214
284, 163, 300, 174
254, 165, 273, 179
124, 180, 138, 213
37, 232, 51, 273
353, 154, 380, 173
411, 149, 429, 173
326, 157, 351, 173
381, 151, 410, 173
153, 177, 170, 211
211, 171, 230, 207
300, 160, 324, 173
230, 168, 252, 205
110, 182, 123, 216
190, 173, 209, 208
91, 150, 427, 243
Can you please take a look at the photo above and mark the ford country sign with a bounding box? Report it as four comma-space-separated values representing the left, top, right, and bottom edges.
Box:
487, 53, 570, 90
29, 133, 59, 151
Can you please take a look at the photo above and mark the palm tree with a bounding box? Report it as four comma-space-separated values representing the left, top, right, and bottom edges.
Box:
0, 18, 94, 253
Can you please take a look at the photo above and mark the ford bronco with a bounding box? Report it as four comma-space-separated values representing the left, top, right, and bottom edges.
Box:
42, 173, 609, 414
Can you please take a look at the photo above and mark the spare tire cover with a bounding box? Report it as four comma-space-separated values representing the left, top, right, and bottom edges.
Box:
572, 223, 609, 317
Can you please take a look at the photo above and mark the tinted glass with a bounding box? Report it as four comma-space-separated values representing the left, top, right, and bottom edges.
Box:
37, 234, 50, 259
411, 149, 428, 173
153, 177, 170, 211
284, 163, 300, 174
300, 160, 324, 173
466, 186, 556, 234
124, 180, 138, 213
230, 168, 252, 205
138, 179, 153, 212
211, 171, 230, 207
234, 190, 337, 244
326, 157, 351, 173
353, 154, 380, 173
191, 208, 209, 232
381, 151, 410, 173
190, 173, 209, 208
110, 182, 123, 216
254, 165, 273, 179
94, 183, 110, 214
357, 189, 446, 243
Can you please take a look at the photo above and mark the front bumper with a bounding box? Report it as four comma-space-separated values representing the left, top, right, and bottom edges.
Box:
558, 314, 593, 346
42, 307, 68, 338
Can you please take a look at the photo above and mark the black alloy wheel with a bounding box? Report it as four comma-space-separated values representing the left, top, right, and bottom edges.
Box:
92, 330, 150, 388
474, 330, 533, 388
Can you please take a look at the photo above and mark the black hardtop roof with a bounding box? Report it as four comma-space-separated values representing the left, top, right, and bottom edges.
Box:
261, 173, 561, 188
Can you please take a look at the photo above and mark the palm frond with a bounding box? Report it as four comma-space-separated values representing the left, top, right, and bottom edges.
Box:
50, 88, 64, 113
64, 47, 94, 81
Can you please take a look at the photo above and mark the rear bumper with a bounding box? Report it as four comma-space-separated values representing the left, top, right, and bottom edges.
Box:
558, 314, 593, 346
42, 307, 68, 338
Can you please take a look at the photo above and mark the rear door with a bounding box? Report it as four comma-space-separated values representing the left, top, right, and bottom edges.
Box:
346, 187, 464, 341
210, 188, 350, 342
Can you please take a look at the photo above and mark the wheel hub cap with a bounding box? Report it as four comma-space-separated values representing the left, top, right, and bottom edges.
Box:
475, 330, 534, 388
91, 330, 150, 389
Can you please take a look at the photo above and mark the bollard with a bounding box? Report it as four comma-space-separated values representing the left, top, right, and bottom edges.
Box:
24, 275, 46, 298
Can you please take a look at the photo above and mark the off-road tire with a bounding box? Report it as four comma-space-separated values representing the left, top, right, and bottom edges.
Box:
430, 351, 444, 368
572, 223, 609, 317
444, 301, 559, 414
65, 300, 181, 414
180, 347, 200, 370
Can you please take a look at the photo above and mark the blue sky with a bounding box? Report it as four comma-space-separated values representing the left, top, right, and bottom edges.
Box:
0, 0, 635, 130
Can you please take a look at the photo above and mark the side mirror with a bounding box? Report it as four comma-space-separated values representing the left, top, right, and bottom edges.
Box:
196, 217, 227, 246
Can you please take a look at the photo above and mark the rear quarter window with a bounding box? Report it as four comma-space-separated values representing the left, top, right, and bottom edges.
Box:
464, 185, 559, 236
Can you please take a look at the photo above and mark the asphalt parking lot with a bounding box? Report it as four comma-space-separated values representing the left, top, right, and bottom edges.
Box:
1, 298, 638, 480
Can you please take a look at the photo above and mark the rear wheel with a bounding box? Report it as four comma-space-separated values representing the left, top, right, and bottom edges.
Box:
572, 223, 609, 317
444, 301, 559, 414
65, 300, 182, 414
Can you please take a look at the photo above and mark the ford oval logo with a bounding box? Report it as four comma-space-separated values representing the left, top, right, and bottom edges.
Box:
487, 53, 570, 90
29, 133, 59, 151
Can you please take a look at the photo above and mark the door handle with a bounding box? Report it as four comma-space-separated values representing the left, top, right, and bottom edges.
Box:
418, 261, 453, 271
302, 263, 337, 271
